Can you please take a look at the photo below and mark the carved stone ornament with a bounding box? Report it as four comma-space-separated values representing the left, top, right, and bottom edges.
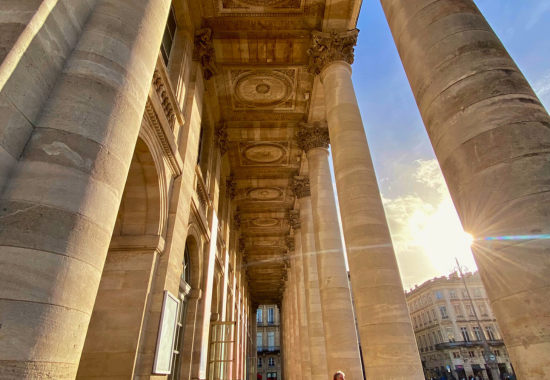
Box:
297, 121, 330, 152
288, 210, 301, 230
292, 177, 310, 199
239, 236, 246, 253
226, 176, 236, 200
194, 28, 218, 80
306, 29, 359, 76
215, 122, 229, 156
283, 255, 291, 268
285, 235, 294, 252
234, 211, 241, 231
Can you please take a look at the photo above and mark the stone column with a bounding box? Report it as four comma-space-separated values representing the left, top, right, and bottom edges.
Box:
297, 124, 363, 380
0, 1, 171, 379
378, 1, 550, 378
288, 227, 312, 380
306, 29, 424, 380
293, 182, 329, 380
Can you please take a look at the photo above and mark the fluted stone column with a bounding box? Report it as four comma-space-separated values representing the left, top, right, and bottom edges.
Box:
288, 223, 312, 380
298, 124, 363, 380
292, 183, 329, 380
378, 1, 550, 378
306, 30, 424, 380
0, 1, 171, 378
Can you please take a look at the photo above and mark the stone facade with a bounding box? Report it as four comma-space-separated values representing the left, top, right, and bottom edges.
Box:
257, 305, 282, 380
407, 273, 514, 380
0, 1, 549, 380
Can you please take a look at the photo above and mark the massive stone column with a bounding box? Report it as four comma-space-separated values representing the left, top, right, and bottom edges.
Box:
297, 125, 363, 380
292, 187, 329, 380
306, 30, 424, 380
288, 226, 312, 380
0, 0, 171, 378
378, 1, 550, 378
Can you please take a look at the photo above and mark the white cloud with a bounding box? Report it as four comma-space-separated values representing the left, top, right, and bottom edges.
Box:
526, 0, 550, 30
534, 70, 550, 105
382, 159, 478, 287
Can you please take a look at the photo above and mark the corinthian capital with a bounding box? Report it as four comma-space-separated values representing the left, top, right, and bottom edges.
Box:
292, 176, 310, 199
215, 122, 229, 156
306, 29, 359, 76
285, 235, 295, 252
297, 121, 330, 152
194, 28, 218, 80
288, 210, 301, 230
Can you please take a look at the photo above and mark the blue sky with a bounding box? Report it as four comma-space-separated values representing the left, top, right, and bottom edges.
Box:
331, 0, 550, 288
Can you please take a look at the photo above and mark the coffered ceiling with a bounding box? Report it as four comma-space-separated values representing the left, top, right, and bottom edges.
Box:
197, 0, 361, 305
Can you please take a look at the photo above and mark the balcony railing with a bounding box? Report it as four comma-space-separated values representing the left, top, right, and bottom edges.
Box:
435, 340, 504, 350
257, 321, 278, 327
257, 346, 280, 353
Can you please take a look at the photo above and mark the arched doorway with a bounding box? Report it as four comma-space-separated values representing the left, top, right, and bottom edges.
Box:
77, 137, 163, 379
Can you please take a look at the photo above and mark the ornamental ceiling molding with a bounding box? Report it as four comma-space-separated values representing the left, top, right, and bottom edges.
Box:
297, 120, 330, 152
215, 122, 229, 156
246, 218, 285, 230
238, 141, 290, 166
292, 176, 310, 199
194, 28, 218, 80
243, 187, 286, 203
220, 0, 303, 12
306, 29, 359, 76
227, 68, 297, 112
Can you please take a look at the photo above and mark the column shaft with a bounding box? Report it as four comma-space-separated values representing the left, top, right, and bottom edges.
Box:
379, 1, 550, 378
0, 0, 171, 378
321, 60, 424, 380
294, 230, 312, 380
307, 147, 363, 380
298, 196, 329, 380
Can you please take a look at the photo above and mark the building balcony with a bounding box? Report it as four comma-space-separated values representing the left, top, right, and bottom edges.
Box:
258, 346, 280, 354
434, 340, 504, 350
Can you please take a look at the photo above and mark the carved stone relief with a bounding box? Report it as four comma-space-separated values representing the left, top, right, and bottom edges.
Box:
229, 69, 297, 111
221, 0, 302, 10
215, 122, 229, 156
288, 210, 301, 230
239, 142, 289, 166
226, 176, 237, 200
195, 28, 217, 80
244, 187, 286, 202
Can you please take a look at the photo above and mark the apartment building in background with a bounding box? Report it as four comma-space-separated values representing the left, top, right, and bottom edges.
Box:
257, 305, 282, 380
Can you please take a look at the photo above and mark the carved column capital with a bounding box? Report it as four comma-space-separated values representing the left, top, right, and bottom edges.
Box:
239, 236, 246, 253
234, 211, 241, 231
292, 176, 310, 199
297, 121, 330, 152
226, 175, 236, 200
306, 29, 359, 76
285, 235, 294, 252
194, 28, 218, 80
288, 210, 301, 230
215, 122, 229, 156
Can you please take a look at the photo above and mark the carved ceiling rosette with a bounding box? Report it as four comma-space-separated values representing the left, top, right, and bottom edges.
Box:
292, 176, 310, 199
306, 29, 359, 76
297, 120, 330, 152
285, 235, 294, 252
234, 211, 241, 231
194, 28, 218, 80
226, 176, 236, 200
215, 122, 229, 156
288, 210, 301, 230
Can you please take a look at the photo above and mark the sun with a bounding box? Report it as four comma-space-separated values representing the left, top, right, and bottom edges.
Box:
463, 232, 474, 246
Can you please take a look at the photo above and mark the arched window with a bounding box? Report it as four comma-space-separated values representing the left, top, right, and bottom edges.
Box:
182, 243, 191, 285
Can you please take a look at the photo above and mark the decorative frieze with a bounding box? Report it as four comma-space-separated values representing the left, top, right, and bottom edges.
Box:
297, 120, 330, 152
306, 29, 359, 76
292, 176, 310, 199
215, 122, 229, 156
226, 176, 237, 200
288, 210, 301, 230
152, 70, 176, 130
194, 28, 217, 80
